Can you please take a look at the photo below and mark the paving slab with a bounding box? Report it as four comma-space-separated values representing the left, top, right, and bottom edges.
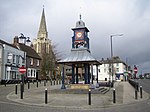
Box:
7, 81, 149, 109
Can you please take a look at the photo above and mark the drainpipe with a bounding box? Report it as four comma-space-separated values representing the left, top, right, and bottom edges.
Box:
0, 44, 4, 83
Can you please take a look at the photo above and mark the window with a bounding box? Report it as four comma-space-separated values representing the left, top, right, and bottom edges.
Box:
93, 68, 95, 74
12, 54, 15, 64
116, 63, 119, 66
12, 72, 16, 79
30, 58, 33, 65
16, 55, 20, 65
31, 70, 33, 77
37, 60, 40, 66
28, 70, 30, 77
104, 68, 106, 73
116, 68, 119, 72
34, 70, 36, 77
98, 69, 100, 73
7, 53, 12, 63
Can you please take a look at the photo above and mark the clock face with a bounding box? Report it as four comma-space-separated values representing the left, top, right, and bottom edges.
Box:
76, 31, 83, 38
77, 32, 82, 38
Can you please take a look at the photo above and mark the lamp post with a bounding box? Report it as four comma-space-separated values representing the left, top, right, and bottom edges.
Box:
110, 34, 123, 87
19, 33, 31, 45
19, 33, 31, 90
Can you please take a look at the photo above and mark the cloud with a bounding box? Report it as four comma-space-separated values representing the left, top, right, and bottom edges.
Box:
0, 0, 150, 73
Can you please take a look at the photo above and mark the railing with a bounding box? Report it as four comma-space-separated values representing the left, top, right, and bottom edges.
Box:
128, 79, 139, 91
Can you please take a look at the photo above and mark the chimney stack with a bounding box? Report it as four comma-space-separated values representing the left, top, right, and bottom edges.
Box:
13, 36, 19, 46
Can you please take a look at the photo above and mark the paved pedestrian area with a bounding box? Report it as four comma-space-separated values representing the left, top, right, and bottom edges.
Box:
7, 81, 149, 109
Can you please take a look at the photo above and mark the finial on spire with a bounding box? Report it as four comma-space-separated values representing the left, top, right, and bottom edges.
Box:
43, 5, 45, 8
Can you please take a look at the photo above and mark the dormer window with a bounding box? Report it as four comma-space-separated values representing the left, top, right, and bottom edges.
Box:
30, 58, 33, 65
37, 60, 40, 66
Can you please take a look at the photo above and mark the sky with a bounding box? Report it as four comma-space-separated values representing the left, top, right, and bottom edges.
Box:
0, 0, 150, 74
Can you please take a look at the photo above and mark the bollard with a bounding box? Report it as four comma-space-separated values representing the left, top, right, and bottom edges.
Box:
4, 81, 6, 87
140, 86, 143, 98
113, 88, 116, 103
136, 82, 139, 92
44, 80, 46, 86
45, 88, 48, 104
37, 80, 38, 88
50, 80, 52, 85
28, 81, 30, 89
15, 84, 17, 94
88, 89, 91, 105
54, 80, 55, 85
135, 89, 138, 100
20, 82, 23, 99
56, 80, 58, 85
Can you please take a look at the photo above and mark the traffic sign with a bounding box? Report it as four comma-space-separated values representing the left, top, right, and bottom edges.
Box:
19, 66, 26, 74
134, 65, 138, 74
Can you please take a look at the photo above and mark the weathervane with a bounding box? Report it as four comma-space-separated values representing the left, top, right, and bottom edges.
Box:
79, 6, 82, 20
80, 14, 82, 20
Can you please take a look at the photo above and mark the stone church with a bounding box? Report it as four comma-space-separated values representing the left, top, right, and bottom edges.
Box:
33, 8, 55, 79
33, 8, 51, 56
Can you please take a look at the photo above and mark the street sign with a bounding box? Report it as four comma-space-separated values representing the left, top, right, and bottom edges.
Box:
19, 66, 26, 74
134, 65, 138, 74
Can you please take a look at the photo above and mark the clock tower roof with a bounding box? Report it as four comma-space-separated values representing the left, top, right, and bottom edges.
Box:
72, 14, 89, 32
76, 14, 85, 28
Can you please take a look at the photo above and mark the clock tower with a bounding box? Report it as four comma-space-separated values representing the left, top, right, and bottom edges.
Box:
72, 15, 90, 50
59, 14, 100, 87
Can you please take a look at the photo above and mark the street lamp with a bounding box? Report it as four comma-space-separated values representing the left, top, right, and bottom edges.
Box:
19, 33, 31, 63
110, 34, 123, 87
19, 33, 31, 45
19, 33, 31, 90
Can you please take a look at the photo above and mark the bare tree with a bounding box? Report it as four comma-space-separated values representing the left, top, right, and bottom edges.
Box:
41, 43, 62, 80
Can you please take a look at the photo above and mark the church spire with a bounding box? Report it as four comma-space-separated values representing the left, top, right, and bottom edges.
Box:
38, 7, 48, 38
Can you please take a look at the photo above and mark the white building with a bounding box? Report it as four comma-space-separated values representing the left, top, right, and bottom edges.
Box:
0, 39, 24, 84
93, 57, 127, 81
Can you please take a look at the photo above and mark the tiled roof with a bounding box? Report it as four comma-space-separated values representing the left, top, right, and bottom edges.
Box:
100, 56, 126, 65
19, 43, 41, 59
0, 39, 18, 49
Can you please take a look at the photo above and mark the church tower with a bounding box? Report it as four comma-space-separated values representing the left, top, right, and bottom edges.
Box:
33, 7, 52, 57
33, 7, 56, 79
